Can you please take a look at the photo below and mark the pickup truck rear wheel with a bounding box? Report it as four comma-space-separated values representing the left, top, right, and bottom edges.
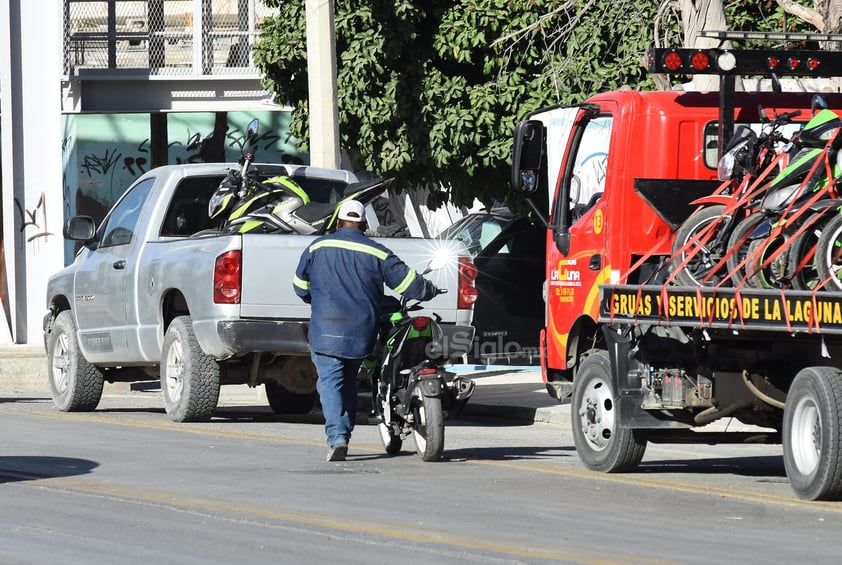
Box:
265, 382, 317, 415
572, 350, 647, 472
161, 316, 220, 422
47, 310, 104, 412
783, 366, 842, 500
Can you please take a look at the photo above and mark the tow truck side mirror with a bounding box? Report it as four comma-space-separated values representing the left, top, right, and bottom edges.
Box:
511, 120, 544, 194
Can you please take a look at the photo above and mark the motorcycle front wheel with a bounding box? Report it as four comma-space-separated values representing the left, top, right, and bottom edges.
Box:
669, 205, 729, 287
815, 214, 842, 291
411, 389, 444, 462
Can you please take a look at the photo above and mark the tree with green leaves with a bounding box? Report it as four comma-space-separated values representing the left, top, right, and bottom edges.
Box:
253, 0, 834, 208
254, 0, 665, 208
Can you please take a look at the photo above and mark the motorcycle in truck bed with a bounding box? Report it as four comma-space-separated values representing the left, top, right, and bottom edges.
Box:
510, 32, 842, 500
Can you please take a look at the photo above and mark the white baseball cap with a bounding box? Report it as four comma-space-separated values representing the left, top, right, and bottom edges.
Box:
337, 200, 366, 222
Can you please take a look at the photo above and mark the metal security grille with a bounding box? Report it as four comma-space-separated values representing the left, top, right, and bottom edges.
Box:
63, 0, 273, 76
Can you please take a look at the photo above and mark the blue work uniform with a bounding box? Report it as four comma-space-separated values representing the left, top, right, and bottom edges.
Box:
293, 226, 436, 448
293, 226, 436, 358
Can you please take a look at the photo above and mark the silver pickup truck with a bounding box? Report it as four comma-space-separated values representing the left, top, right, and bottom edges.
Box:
43, 163, 475, 422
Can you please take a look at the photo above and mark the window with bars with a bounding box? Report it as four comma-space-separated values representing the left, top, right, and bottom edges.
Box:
63, 0, 273, 77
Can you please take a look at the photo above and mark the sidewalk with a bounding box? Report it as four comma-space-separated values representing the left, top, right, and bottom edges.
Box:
0, 345, 568, 426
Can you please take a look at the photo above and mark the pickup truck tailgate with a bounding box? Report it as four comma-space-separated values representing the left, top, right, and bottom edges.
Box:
240, 234, 317, 319
239, 234, 471, 325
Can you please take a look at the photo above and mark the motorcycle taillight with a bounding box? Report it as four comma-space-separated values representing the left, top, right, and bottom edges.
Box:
412, 317, 430, 331
214, 250, 242, 304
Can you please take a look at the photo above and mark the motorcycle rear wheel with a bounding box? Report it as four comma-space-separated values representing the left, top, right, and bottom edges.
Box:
411, 389, 444, 462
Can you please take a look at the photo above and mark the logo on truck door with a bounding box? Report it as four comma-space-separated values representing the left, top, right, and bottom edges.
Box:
550, 259, 581, 303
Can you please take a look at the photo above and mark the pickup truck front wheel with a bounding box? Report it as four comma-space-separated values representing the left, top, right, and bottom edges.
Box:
161, 316, 220, 422
47, 310, 104, 412
572, 350, 647, 472
783, 366, 842, 500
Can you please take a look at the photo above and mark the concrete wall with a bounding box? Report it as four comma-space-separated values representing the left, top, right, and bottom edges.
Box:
0, 0, 64, 345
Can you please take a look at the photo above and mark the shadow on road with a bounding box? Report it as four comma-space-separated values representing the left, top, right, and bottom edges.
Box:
442, 445, 577, 462
0, 456, 99, 484
638, 455, 786, 477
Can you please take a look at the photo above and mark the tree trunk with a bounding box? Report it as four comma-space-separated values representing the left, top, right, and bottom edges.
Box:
680, 0, 740, 92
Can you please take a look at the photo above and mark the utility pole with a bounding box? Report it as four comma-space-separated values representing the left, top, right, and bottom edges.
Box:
305, 0, 340, 168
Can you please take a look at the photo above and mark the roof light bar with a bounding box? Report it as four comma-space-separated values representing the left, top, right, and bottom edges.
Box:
699, 30, 842, 42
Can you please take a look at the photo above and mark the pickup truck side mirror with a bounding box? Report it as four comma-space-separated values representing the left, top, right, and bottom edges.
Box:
63, 216, 96, 242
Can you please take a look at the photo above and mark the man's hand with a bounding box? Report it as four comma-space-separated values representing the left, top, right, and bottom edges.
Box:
422, 281, 441, 301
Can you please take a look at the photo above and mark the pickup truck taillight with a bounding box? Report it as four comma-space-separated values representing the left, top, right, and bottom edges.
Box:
214, 250, 242, 304
457, 257, 478, 309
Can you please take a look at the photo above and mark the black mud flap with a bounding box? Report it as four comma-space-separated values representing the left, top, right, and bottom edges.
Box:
634, 178, 721, 230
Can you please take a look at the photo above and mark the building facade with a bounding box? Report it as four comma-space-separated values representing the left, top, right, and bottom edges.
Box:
0, 0, 295, 344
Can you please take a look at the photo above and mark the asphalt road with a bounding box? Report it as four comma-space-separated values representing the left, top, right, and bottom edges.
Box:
2, 385, 842, 564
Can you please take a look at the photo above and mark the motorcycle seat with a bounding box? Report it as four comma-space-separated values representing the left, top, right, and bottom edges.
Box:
294, 200, 340, 224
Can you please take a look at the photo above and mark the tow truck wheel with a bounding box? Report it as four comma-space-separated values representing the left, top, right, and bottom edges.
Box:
47, 310, 104, 412
572, 350, 647, 472
161, 316, 220, 422
783, 366, 842, 501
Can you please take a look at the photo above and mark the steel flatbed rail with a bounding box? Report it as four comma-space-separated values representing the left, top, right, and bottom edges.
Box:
598, 284, 842, 335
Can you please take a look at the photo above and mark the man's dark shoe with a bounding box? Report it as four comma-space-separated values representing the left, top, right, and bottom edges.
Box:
327, 444, 348, 462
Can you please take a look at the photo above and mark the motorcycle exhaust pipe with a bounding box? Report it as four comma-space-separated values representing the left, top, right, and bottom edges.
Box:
452, 376, 476, 401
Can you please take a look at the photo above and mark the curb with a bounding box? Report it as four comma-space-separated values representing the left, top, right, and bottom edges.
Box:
0, 347, 565, 426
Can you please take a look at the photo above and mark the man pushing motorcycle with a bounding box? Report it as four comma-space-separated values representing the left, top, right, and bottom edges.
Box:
293, 199, 439, 461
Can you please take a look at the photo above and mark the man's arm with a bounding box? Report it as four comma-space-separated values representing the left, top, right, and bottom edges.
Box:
293, 248, 312, 303
382, 253, 437, 301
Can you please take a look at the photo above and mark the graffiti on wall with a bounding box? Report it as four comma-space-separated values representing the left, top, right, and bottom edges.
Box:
61, 110, 304, 263
14, 191, 54, 243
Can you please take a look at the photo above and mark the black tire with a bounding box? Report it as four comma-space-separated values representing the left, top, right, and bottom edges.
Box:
161, 316, 220, 422
670, 205, 729, 286
815, 214, 842, 291
786, 212, 828, 290
411, 390, 444, 462
378, 422, 403, 455
783, 366, 842, 500
746, 235, 787, 288
265, 382, 317, 415
375, 391, 403, 454
46, 310, 104, 412
572, 350, 647, 472
725, 212, 765, 286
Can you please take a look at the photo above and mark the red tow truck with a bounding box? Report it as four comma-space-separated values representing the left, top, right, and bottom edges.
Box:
511, 33, 842, 500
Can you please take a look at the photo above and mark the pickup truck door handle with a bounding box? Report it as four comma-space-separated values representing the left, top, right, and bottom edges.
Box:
113, 260, 126, 270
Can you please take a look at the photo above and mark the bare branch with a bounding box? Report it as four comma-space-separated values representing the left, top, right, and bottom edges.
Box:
777, 0, 825, 31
